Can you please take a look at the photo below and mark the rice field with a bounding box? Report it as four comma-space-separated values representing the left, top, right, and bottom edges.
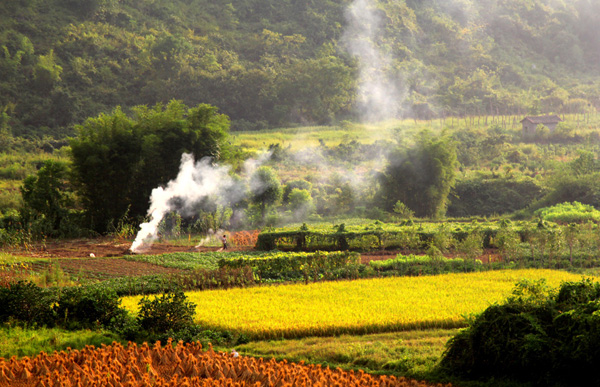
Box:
122, 269, 589, 339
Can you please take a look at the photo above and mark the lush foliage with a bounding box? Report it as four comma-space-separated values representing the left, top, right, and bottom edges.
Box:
0, 280, 124, 329
19, 160, 80, 237
441, 278, 600, 386
69, 101, 229, 232
370, 254, 484, 276
534, 201, 600, 223
256, 221, 495, 251
448, 173, 545, 217
124, 251, 263, 271
137, 289, 196, 335
248, 166, 283, 224
219, 250, 360, 282
122, 269, 583, 340
0, 280, 56, 326
2, 0, 600, 138
379, 133, 458, 218
95, 268, 256, 296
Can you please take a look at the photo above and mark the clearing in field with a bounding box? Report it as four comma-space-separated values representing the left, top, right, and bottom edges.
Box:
122, 269, 589, 339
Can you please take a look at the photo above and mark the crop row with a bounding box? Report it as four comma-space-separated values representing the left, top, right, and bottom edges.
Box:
122, 269, 585, 340
0, 340, 451, 386
219, 251, 360, 282
124, 251, 267, 271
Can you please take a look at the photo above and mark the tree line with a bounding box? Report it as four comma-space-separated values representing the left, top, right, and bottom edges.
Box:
2, 0, 600, 140
2, 101, 459, 239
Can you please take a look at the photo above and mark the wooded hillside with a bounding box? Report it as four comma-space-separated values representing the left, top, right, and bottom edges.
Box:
2, 0, 600, 138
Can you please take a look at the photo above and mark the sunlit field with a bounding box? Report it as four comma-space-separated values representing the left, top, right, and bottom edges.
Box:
122, 269, 588, 339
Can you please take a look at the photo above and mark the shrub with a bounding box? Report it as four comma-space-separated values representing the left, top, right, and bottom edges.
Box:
54, 286, 125, 329
0, 281, 56, 326
441, 278, 600, 386
534, 201, 600, 224
137, 289, 196, 334
370, 253, 483, 276
219, 251, 360, 282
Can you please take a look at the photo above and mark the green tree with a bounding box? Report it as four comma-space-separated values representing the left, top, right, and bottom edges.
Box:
69, 107, 139, 232
288, 188, 315, 221
380, 132, 459, 218
249, 166, 282, 223
282, 179, 313, 204
33, 50, 62, 95
70, 101, 229, 232
20, 160, 74, 236
570, 150, 597, 177
393, 200, 414, 219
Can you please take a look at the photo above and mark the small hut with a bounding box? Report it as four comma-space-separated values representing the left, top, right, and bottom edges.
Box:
520, 115, 562, 136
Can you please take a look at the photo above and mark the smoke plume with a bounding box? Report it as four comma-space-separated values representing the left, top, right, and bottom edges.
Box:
130, 151, 273, 253
342, 0, 404, 122
131, 154, 234, 252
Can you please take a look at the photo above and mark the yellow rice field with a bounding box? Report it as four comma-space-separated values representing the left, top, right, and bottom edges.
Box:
122, 269, 590, 339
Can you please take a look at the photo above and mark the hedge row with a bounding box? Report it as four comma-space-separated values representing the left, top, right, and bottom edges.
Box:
87, 266, 256, 297
370, 254, 485, 276
255, 226, 497, 251
218, 251, 361, 282
255, 220, 600, 253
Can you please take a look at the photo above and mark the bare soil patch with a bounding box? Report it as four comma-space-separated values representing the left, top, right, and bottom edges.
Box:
4, 237, 252, 279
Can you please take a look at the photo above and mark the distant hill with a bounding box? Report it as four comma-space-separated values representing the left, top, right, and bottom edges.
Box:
1, 0, 600, 139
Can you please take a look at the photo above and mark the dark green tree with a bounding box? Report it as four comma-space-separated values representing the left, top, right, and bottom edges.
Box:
379, 132, 458, 218
20, 160, 74, 236
70, 100, 229, 232
249, 166, 282, 223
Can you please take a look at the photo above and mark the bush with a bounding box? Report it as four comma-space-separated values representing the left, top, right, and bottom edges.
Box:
441, 278, 600, 386
137, 289, 196, 335
54, 286, 125, 329
534, 201, 600, 224
219, 251, 360, 282
0, 281, 56, 326
370, 254, 483, 276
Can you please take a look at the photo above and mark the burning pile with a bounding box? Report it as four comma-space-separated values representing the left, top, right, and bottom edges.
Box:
0, 339, 453, 386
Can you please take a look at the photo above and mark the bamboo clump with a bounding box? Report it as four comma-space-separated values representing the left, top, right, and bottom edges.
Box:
0, 339, 453, 387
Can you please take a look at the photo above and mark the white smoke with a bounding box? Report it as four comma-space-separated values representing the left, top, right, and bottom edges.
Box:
130, 151, 274, 253
131, 154, 234, 252
342, 0, 404, 123
194, 228, 224, 248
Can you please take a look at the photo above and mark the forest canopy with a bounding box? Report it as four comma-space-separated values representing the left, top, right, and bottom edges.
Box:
1, 0, 600, 139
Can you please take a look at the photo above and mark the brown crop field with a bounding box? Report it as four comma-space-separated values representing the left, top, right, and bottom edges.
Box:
0, 340, 452, 387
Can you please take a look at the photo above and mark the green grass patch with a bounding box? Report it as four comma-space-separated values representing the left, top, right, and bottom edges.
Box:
0, 252, 49, 264
229, 120, 431, 152
123, 251, 266, 271
0, 325, 122, 358
235, 329, 457, 378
